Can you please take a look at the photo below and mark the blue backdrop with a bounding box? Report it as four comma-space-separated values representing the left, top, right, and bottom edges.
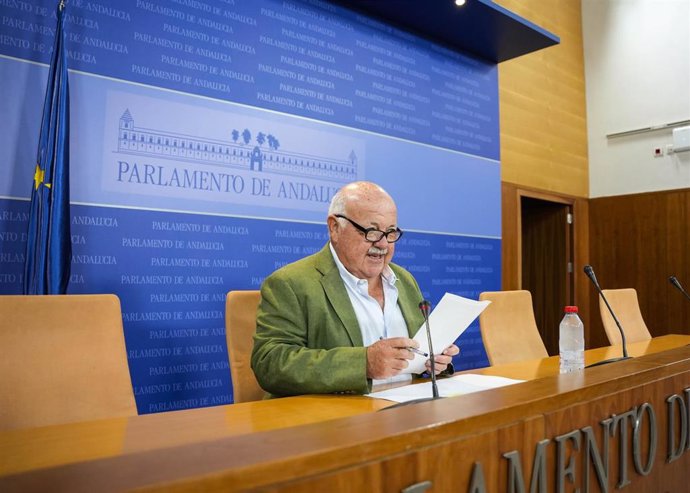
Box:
0, 0, 501, 413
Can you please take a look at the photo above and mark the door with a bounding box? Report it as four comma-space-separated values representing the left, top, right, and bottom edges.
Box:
520, 196, 574, 355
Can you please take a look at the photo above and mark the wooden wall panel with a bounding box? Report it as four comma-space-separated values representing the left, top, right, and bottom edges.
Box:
496, 0, 591, 342
589, 189, 690, 347
496, 0, 589, 198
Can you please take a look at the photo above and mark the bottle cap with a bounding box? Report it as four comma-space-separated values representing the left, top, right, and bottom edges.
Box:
564, 306, 578, 313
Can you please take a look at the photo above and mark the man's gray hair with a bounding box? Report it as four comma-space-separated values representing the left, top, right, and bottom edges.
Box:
328, 188, 347, 216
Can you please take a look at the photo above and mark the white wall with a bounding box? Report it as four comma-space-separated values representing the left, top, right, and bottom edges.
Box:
582, 0, 690, 198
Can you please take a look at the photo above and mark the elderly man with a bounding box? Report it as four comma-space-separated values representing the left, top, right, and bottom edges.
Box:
251, 181, 459, 397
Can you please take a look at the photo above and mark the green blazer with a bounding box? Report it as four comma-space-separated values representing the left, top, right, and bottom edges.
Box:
251, 244, 425, 397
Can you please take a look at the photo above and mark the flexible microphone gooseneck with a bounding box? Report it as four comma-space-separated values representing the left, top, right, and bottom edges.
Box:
379, 300, 441, 410
584, 265, 631, 366
419, 300, 440, 399
669, 276, 690, 302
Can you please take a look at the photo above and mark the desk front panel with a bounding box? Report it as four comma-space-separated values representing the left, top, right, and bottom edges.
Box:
268, 362, 690, 493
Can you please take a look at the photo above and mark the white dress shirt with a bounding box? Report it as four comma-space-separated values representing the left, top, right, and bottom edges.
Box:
330, 243, 412, 386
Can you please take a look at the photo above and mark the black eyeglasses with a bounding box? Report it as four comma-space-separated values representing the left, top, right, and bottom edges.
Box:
334, 214, 403, 243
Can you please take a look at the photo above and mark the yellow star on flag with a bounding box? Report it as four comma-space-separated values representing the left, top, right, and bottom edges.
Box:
33, 164, 51, 191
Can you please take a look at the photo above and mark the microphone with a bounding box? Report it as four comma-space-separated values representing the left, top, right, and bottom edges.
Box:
419, 300, 440, 399
669, 276, 690, 302
583, 265, 631, 366
380, 299, 441, 410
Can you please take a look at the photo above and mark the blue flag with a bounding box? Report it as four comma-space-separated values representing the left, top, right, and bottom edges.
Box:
23, 1, 71, 295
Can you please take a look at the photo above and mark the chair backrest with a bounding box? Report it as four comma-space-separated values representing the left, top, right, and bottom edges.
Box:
0, 294, 136, 430
478, 290, 549, 365
225, 290, 264, 403
599, 288, 652, 345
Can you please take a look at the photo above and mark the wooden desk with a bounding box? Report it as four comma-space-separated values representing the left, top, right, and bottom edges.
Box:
2, 335, 690, 492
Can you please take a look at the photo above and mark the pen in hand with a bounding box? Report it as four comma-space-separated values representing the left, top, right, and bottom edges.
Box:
378, 337, 429, 358
407, 346, 428, 358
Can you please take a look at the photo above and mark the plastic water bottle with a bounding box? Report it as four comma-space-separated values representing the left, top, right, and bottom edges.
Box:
559, 306, 584, 373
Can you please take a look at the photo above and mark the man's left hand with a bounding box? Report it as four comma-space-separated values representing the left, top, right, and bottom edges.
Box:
425, 344, 460, 375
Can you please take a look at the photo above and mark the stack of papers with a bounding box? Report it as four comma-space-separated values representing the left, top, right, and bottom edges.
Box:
404, 292, 491, 375
367, 374, 524, 403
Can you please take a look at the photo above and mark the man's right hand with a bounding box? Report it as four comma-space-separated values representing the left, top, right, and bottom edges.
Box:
366, 337, 418, 379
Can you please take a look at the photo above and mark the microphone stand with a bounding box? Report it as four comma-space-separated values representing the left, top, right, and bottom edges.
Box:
669, 276, 690, 302
584, 265, 631, 367
421, 300, 440, 399
379, 300, 441, 410
668, 276, 690, 348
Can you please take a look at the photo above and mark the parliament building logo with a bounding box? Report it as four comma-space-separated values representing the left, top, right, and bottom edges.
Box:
116, 109, 358, 184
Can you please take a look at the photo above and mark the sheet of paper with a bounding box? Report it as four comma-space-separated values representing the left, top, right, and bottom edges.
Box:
367, 374, 524, 403
404, 293, 491, 374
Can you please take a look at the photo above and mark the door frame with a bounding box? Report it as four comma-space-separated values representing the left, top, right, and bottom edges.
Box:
501, 182, 591, 343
